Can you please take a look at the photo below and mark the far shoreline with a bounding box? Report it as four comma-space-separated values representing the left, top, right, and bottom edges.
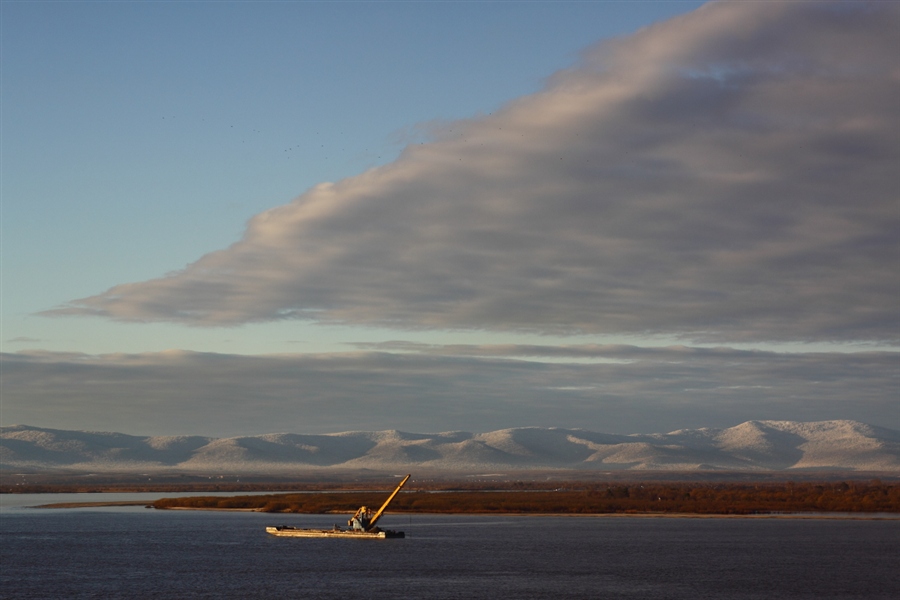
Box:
30, 501, 900, 520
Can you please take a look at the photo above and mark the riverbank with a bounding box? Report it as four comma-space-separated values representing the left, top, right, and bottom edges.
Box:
31, 500, 900, 520
15, 480, 900, 516
147, 481, 900, 515
31, 499, 900, 520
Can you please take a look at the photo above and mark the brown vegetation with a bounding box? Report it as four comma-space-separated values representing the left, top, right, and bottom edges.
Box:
151, 481, 900, 514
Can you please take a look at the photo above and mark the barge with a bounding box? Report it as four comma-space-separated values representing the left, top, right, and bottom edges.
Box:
266, 525, 404, 538
266, 474, 410, 540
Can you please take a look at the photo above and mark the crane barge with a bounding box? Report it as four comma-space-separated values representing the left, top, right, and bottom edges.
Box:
266, 474, 410, 539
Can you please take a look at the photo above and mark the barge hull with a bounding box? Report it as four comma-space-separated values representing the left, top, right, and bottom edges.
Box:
266, 526, 404, 539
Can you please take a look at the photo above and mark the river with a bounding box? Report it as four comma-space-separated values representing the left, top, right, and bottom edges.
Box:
2, 493, 898, 599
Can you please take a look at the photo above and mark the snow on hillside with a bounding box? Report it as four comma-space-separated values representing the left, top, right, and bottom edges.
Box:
1, 421, 898, 473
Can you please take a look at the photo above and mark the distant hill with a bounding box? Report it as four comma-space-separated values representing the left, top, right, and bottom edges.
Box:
2, 421, 898, 474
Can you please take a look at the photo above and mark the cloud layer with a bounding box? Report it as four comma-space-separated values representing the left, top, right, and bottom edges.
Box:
2, 347, 896, 436
47, 2, 899, 343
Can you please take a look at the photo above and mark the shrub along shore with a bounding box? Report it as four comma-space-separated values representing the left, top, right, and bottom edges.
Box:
147, 481, 899, 515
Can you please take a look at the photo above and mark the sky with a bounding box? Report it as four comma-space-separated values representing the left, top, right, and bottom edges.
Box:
2, 1, 897, 437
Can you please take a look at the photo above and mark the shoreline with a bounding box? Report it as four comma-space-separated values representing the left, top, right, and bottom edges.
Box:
31, 501, 900, 519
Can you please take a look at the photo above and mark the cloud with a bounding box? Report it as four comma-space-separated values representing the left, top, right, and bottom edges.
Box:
45, 2, 899, 344
5, 337, 42, 344
2, 347, 896, 436
349, 341, 796, 360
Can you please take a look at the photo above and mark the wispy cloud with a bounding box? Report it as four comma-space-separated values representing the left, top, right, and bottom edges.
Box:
44, 2, 899, 344
349, 341, 795, 360
2, 347, 895, 436
5, 337, 42, 344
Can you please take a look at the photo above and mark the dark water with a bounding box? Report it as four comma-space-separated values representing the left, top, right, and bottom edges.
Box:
2, 499, 898, 599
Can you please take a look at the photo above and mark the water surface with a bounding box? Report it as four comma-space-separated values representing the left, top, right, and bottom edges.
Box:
2, 497, 897, 599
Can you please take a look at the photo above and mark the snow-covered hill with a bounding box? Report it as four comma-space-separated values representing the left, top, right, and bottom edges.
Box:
2, 421, 898, 473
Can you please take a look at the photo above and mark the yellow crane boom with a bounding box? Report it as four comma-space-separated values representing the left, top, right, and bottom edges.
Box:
366, 474, 410, 531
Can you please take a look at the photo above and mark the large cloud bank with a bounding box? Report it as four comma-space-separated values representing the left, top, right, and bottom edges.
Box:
48, 2, 899, 343
2, 347, 896, 436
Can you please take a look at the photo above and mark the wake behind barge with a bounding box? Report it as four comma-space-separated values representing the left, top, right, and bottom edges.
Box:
266, 474, 410, 540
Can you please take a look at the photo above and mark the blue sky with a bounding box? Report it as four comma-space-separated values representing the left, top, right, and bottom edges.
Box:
3, 0, 707, 355
2, 1, 897, 437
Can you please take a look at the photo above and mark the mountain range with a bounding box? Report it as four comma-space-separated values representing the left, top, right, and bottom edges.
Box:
2, 421, 899, 474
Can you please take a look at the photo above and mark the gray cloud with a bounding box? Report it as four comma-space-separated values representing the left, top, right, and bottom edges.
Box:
5, 337, 42, 344
45, 2, 899, 344
2, 347, 896, 436
350, 341, 802, 360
